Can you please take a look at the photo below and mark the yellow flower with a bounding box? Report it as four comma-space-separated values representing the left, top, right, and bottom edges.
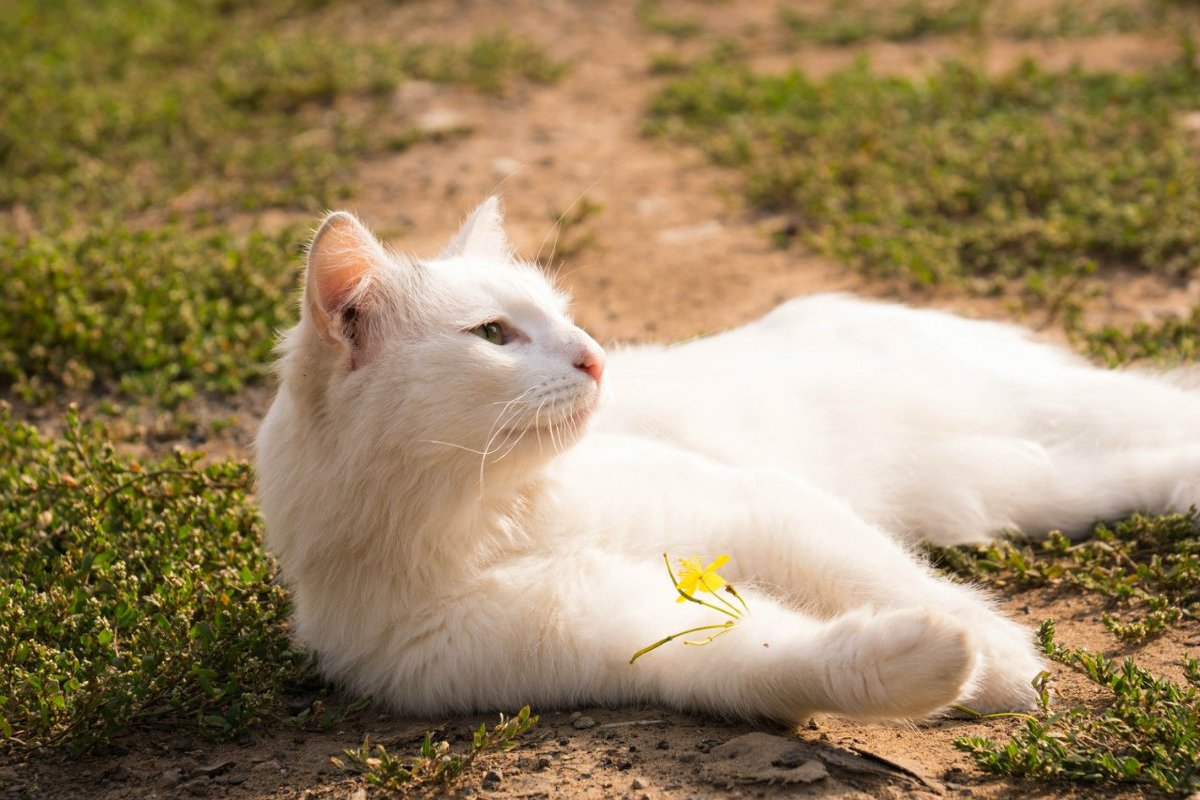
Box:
674, 554, 730, 602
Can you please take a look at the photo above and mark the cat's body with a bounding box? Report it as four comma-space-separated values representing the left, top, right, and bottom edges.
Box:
256, 199, 1200, 724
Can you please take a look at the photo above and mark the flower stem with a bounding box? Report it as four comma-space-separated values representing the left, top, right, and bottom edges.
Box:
629, 621, 736, 664
699, 574, 744, 618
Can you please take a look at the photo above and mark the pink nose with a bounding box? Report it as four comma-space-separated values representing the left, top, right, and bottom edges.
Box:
575, 347, 605, 383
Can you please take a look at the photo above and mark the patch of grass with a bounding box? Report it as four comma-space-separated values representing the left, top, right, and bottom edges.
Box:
780, 0, 986, 45
410, 31, 570, 94
1078, 306, 1200, 367
779, 0, 1163, 46
1004, 0, 1159, 39
1, 226, 303, 406
334, 706, 538, 790
0, 1, 566, 406
637, 0, 705, 40
647, 50, 1200, 295
957, 620, 1200, 793
929, 511, 1200, 643
0, 405, 305, 751
1, 1, 568, 226
547, 196, 605, 263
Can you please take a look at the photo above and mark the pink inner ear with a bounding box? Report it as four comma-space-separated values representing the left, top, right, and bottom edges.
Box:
309, 215, 375, 317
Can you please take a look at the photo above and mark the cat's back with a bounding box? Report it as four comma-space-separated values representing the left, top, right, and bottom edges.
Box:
591, 293, 1083, 480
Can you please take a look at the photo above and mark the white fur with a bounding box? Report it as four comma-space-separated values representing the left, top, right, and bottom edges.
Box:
256, 199, 1200, 724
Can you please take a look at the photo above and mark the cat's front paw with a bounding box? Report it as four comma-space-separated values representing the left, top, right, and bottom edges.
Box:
956, 618, 1046, 714
823, 608, 978, 720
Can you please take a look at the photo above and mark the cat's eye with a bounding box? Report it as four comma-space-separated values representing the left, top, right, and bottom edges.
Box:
471, 321, 505, 345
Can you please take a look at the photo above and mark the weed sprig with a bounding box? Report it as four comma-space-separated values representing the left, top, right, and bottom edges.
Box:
930, 511, 1200, 643
957, 620, 1200, 793
334, 706, 537, 789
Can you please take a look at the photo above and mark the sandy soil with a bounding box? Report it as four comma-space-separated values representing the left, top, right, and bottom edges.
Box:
9, 1, 1200, 798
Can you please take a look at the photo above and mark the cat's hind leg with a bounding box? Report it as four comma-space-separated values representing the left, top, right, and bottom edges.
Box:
888, 438, 1200, 545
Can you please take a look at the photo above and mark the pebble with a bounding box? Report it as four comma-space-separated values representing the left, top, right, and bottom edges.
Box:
253, 759, 281, 772
194, 760, 234, 777
535, 756, 552, 770
657, 220, 722, 245
631, 777, 647, 790
159, 768, 184, 788
415, 109, 470, 137
492, 157, 521, 178
482, 768, 503, 787
179, 776, 211, 795
572, 715, 597, 730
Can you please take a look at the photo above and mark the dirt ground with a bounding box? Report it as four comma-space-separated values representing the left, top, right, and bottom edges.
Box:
9, 1, 1200, 797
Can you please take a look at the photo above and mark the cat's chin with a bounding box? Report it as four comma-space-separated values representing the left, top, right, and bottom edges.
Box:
503, 402, 596, 444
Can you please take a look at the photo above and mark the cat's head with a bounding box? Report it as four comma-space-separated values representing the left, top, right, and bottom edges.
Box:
276, 198, 604, 483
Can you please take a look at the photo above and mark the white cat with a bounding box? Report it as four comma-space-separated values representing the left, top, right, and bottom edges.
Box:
255, 198, 1200, 723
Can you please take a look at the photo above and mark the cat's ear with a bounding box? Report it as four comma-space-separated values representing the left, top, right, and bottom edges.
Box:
304, 211, 387, 352
440, 196, 511, 259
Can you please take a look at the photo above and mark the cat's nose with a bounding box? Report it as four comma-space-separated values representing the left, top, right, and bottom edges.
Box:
574, 347, 605, 384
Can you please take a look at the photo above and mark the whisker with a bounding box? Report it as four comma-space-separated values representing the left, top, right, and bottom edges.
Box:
477, 388, 538, 489
421, 439, 489, 456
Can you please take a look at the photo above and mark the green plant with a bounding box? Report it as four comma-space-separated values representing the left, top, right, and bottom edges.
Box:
334, 706, 538, 789
778, 0, 1163, 46
1, 226, 303, 405
0, 405, 304, 751
0, 2, 569, 227
957, 620, 1200, 793
648, 49, 1200, 297
0, 0, 568, 406
780, 0, 987, 45
929, 511, 1200, 644
1078, 305, 1200, 367
637, 0, 704, 39
546, 196, 605, 263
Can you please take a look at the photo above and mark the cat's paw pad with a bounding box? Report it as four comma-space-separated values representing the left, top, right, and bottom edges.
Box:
826, 608, 977, 720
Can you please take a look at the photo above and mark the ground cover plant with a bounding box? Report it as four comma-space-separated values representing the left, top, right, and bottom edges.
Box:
777, 0, 1176, 46
0, 0, 565, 405
647, 43, 1200, 363
648, 48, 1200, 290
333, 707, 538, 790
0, 405, 301, 751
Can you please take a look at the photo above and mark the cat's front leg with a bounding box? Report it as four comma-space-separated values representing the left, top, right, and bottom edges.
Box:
721, 472, 1045, 714
558, 438, 1043, 714
476, 552, 980, 723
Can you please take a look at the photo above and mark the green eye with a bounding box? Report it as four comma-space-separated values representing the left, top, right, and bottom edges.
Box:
472, 322, 505, 345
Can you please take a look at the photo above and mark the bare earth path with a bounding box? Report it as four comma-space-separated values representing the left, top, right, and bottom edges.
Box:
16, 1, 1200, 798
